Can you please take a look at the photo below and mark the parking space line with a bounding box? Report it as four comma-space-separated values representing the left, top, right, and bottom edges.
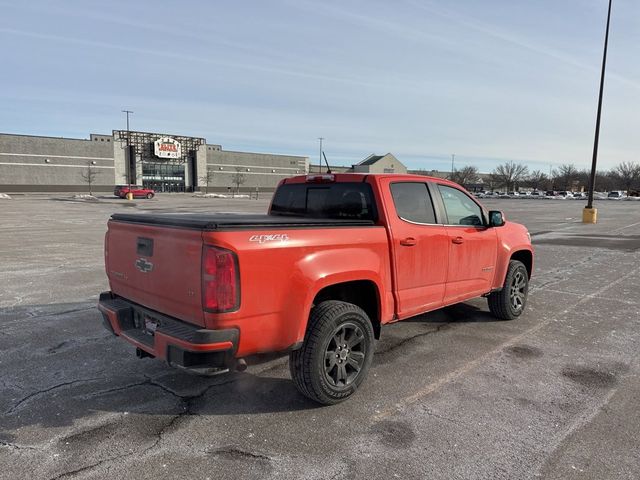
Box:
372, 265, 640, 422
612, 220, 640, 233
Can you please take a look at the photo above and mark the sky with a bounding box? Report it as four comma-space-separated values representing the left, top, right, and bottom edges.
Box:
0, 0, 638, 172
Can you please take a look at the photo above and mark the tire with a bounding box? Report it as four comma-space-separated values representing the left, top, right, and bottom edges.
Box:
488, 260, 529, 320
146, 193, 154, 199
289, 300, 375, 405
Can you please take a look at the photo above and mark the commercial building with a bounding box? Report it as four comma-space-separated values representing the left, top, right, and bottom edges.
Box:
317, 153, 408, 175
0, 131, 308, 193
351, 153, 407, 174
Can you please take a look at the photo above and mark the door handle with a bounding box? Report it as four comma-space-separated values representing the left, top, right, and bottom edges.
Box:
452, 236, 464, 244
400, 237, 417, 246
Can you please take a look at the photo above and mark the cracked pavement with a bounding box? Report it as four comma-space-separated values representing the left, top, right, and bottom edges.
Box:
1, 195, 639, 479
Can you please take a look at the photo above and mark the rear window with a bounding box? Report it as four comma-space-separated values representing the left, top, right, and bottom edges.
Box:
390, 182, 436, 224
271, 182, 377, 221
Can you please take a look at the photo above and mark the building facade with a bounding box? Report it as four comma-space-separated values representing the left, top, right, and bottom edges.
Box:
0, 131, 308, 193
350, 153, 407, 174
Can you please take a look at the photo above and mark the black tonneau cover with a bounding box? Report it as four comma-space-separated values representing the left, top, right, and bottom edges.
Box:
110, 213, 375, 230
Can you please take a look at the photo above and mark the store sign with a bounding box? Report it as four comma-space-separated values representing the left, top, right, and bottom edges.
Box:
154, 137, 182, 159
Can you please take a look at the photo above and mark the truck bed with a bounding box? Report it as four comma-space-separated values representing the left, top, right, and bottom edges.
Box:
110, 213, 376, 230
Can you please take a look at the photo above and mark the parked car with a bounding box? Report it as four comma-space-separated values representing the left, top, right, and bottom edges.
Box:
530, 191, 542, 196
607, 191, 623, 199
98, 173, 533, 405
573, 192, 585, 198
545, 191, 557, 197
114, 185, 155, 199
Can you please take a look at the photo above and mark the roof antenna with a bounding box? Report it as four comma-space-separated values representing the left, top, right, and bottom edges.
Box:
322, 152, 332, 174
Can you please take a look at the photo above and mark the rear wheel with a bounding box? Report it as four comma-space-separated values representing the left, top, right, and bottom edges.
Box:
488, 260, 529, 320
289, 300, 374, 405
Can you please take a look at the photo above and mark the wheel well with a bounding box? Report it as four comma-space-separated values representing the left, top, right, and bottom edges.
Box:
313, 280, 381, 339
511, 250, 532, 278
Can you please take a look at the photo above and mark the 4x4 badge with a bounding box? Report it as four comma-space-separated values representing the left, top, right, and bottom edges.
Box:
135, 258, 154, 273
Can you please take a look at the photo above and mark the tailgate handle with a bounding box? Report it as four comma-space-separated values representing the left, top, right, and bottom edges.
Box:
136, 237, 154, 257
452, 236, 464, 245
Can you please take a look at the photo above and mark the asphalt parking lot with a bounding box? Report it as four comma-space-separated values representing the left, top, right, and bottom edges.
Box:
1, 194, 639, 480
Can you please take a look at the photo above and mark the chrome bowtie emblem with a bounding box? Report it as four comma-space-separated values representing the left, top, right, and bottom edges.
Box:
135, 258, 154, 273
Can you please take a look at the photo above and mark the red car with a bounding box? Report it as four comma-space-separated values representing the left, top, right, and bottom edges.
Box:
114, 185, 155, 199
99, 173, 533, 404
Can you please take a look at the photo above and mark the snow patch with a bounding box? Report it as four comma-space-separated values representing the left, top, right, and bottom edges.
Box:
72, 194, 99, 201
0, 193, 12, 199
194, 193, 250, 199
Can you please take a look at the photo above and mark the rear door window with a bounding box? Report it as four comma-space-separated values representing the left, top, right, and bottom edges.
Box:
390, 182, 436, 224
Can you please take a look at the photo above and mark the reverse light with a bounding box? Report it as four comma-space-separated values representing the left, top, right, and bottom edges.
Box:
202, 246, 239, 312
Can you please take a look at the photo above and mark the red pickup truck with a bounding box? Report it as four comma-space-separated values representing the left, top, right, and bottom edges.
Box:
99, 173, 533, 404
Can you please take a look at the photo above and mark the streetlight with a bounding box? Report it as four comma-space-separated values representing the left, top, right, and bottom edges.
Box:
451, 154, 455, 179
583, 0, 613, 224
122, 110, 134, 200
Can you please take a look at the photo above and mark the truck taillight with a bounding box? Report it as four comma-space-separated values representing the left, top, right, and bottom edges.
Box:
306, 174, 335, 183
202, 246, 239, 312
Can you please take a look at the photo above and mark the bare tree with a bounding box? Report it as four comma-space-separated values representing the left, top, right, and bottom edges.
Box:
199, 167, 215, 194
490, 161, 529, 192
450, 165, 479, 187
553, 164, 579, 191
80, 161, 99, 195
527, 170, 548, 190
612, 161, 640, 195
231, 167, 246, 194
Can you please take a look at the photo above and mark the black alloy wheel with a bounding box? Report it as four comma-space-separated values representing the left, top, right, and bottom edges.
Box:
323, 322, 367, 387
290, 300, 375, 405
488, 259, 529, 320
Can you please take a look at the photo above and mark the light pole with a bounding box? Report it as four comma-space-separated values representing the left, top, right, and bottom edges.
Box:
122, 110, 133, 200
584, 0, 613, 224
450, 154, 455, 180
318, 137, 324, 173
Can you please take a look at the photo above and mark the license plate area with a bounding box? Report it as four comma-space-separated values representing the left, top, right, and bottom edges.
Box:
132, 310, 160, 337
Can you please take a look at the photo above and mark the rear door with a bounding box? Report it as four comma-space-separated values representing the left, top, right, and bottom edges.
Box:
106, 221, 205, 326
384, 180, 449, 318
433, 184, 497, 303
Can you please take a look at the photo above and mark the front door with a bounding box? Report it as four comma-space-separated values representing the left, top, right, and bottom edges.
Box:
435, 184, 497, 304
386, 181, 449, 319
142, 163, 185, 192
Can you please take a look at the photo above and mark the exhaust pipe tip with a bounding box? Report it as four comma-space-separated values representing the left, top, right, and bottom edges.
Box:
235, 358, 248, 372
136, 347, 154, 359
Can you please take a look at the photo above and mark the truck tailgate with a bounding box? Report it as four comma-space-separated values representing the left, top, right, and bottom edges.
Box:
106, 220, 205, 327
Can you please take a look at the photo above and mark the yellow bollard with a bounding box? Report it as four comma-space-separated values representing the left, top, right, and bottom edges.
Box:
126, 192, 134, 201
582, 207, 597, 224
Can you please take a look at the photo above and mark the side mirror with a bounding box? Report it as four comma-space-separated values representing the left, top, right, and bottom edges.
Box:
489, 210, 505, 227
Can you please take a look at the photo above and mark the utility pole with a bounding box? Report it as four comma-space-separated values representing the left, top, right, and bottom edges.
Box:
318, 137, 324, 173
122, 110, 133, 199
584, 0, 613, 224
450, 154, 455, 179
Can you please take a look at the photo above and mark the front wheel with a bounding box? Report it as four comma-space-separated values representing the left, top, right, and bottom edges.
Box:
488, 260, 529, 320
289, 300, 375, 405
146, 193, 154, 199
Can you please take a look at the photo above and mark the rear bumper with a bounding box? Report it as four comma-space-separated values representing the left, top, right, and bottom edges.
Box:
98, 292, 239, 373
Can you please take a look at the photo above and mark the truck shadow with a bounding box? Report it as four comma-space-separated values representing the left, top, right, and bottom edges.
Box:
0, 299, 494, 439
404, 301, 497, 324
